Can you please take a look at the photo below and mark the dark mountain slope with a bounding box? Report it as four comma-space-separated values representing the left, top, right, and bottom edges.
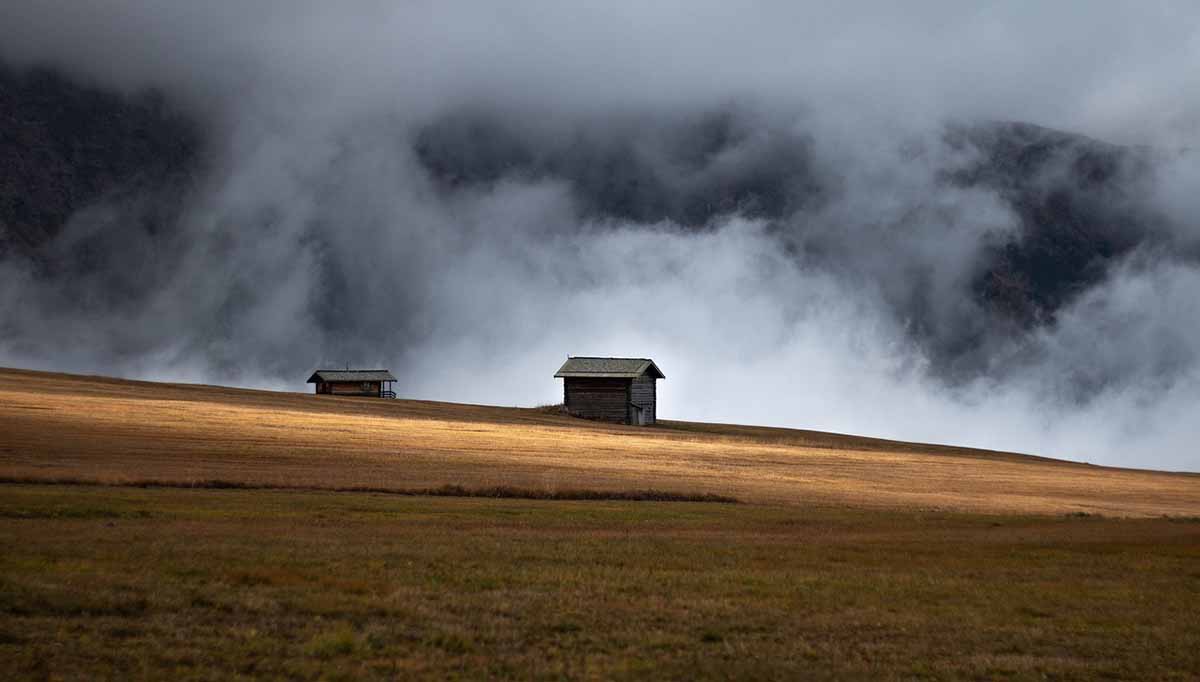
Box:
416, 107, 826, 226
0, 64, 200, 260
949, 122, 1166, 328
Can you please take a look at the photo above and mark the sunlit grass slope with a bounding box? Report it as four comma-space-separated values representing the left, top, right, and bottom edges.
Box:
1, 367, 1197, 516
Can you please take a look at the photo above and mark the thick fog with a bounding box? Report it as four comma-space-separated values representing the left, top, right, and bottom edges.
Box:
1, 2, 1199, 470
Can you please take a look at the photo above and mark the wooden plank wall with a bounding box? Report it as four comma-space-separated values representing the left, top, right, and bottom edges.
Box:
630, 375, 656, 425
564, 378, 631, 424
320, 381, 381, 397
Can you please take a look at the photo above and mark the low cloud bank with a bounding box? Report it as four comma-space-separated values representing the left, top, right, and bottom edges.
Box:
1, 2, 1199, 470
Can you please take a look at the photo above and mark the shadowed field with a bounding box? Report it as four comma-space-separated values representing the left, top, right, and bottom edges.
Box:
1, 484, 1198, 680
0, 367, 1197, 516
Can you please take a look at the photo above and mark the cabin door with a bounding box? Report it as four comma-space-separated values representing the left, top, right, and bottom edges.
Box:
632, 404, 648, 425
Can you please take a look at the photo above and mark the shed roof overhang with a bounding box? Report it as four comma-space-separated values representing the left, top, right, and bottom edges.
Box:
307, 370, 397, 383
554, 357, 665, 380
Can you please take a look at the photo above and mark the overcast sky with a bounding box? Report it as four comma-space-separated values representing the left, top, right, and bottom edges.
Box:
2, 2, 1199, 471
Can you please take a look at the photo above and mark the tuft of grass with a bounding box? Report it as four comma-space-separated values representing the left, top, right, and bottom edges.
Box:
0, 476, 738, 504
1166, 515, 1200, 523
418, 484, 738, 503
532, 403, 566, 415
0, 506, 151, 520
304, 626, 360, 659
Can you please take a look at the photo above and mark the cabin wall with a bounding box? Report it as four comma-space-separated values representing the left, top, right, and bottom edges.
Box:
630, 375, 657, 425
320, 381, 381, 396
564, 378, 631, 424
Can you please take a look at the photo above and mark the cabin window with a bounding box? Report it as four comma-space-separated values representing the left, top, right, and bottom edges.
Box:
361, 382, 372, 392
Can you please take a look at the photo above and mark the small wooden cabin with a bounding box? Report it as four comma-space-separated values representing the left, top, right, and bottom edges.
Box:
307, 369, 397, 398
554, 357, 665, 425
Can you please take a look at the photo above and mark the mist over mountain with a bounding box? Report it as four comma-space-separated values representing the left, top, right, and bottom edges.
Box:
1, 2, 1198, 470
0, 65, 199, 257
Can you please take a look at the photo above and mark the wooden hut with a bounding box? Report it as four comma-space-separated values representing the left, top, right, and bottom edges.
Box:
307, 369, 397, 398
554, 357, 665, 425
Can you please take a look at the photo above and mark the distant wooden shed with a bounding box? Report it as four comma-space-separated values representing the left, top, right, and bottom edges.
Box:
554, 357, 665, 425
307, 369, 397, 398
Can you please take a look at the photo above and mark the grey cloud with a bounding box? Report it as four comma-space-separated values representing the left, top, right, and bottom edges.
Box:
1, 2, 1199, 470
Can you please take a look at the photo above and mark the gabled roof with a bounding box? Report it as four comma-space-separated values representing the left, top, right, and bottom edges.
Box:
306, 369, 396, 383
554, 357, 665, 380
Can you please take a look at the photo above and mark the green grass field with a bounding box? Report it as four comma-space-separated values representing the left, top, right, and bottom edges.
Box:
2, 484, 1198, 680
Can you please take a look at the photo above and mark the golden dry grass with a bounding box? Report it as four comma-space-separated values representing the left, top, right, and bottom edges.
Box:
1, 367, 1197, 516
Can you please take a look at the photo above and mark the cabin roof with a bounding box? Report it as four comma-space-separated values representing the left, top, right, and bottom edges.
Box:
554, 357, 665, 380
306, 369, 396, 383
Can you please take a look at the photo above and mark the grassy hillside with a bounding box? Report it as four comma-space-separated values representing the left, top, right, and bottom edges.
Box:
0, 367, 1197, 516
2, 368, 1199, 679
